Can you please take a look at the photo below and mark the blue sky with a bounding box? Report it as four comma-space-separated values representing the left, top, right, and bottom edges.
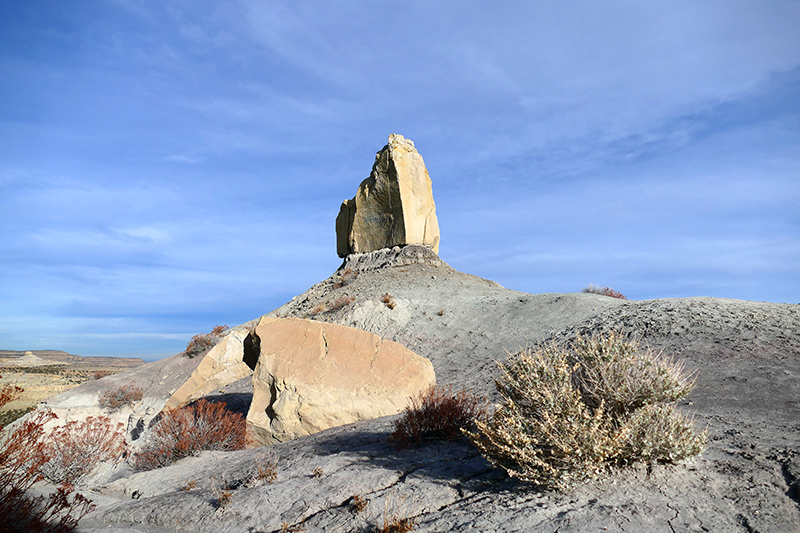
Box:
1, 1, 799, 360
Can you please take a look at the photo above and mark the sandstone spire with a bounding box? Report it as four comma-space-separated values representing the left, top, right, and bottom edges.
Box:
336, 134, 440, 257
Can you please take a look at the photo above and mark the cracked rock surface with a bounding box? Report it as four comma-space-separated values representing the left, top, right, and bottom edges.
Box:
73, 247, 799, 532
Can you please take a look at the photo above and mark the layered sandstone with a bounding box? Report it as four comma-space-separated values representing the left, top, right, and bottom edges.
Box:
244, 316, 435, 446
336, 134, 440, 257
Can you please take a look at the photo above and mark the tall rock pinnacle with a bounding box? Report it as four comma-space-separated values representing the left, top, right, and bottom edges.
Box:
336, 134, 440, 258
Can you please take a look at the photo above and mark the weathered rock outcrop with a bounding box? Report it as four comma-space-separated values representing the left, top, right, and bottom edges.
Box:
336, 134, 440, 257
164, 329, 251, 411
244, 316, 435, 446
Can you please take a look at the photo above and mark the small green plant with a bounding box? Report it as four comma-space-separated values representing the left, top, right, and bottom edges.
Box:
467, 332, 705, 488
583, 284, 627, 299
184, 325, 229, 358
132, 399, 246, 471
98, 383, 143, 410
390, 384, 487, 448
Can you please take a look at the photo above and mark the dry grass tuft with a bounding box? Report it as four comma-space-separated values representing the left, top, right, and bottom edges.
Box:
332, 267, 358, 288
390, 384, 487, 448
467, 332, 705, 488
255, 451, 278, 484
98, 383, 143, 410
280, 521, 306, 532
583, 284, 627, 299
350, 494, 368, 514
381, 293, 397, 310
310, 295, 356, 315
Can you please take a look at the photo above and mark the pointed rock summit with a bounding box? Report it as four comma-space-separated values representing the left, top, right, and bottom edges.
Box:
336, 134, 440, 258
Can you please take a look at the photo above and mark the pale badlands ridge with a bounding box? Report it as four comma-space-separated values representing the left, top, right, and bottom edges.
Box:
22, 246, 800, 532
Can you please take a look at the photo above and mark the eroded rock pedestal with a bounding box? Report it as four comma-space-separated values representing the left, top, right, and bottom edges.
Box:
244, 316, 435, 446
336, 134, 440, 258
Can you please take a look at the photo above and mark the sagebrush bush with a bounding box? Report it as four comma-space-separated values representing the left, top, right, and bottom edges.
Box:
184, 325, 229, 358
582, 284, 627, 299
0, 379, 95, 532
132, 399, 246, 471
98, 383, 143, 410
467, 332, 705, 488
390, 384, 487, 448
39, 416, 126, 484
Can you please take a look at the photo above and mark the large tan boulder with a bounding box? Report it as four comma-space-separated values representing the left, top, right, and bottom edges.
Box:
336, 134, 440, 258
164, 329, 251, 410
245, 316, 436, 446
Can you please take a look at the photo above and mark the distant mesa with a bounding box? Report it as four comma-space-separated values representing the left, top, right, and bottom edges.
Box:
336, 134, 440, 258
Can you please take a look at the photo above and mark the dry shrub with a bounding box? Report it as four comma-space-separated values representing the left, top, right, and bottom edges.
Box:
184, 325, 229, 358
390, 384, 487, 448
328, 295, 355, 312
582, 284, 627, 299
381, 293, 397, 310
255, 452, 278, 484
376, 498, 415, 533
98, 383, 143, 410
39, 416, 126, 484
467, 332, 705, 488
376, 516, 415, 533
92, 370, 113, 380
311, 467, 323, 478
132, 399, 246, 471
350, 494, 368, 514
0, 380, 95, 532
332, 267, 358, 288
310, 295, 355, 315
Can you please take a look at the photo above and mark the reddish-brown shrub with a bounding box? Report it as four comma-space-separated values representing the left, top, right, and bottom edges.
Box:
0, 380, 95, 532
92, 370, 113, 380
132, 399, 246, 471
389, 385, 487, 448
582, 284, 627, 299
98, 383, 143, 410
39, 416, 126, 484
184, 325, 229, 358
